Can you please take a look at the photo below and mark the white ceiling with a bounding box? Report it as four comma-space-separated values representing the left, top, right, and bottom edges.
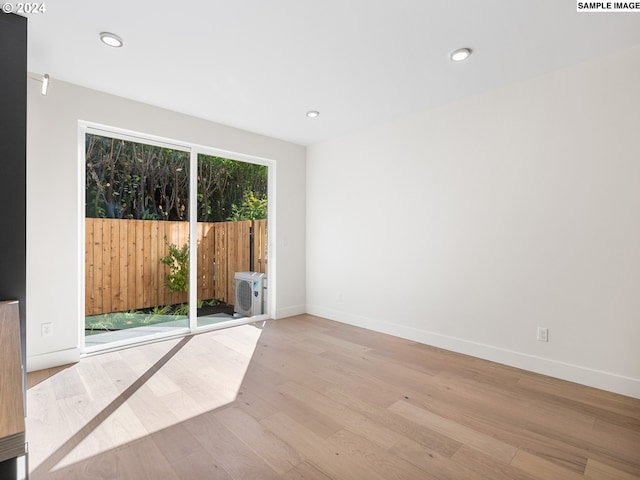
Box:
26, 0, 640, 146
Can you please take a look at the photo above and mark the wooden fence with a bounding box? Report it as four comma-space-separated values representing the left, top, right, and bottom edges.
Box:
85, 218, 267, 316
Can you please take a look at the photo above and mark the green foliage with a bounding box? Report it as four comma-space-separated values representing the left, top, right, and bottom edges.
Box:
85, 135, 267, 223
160, 239, 189, 293
85, 134, 190, 221
173, 303, 189, 316
227, 191, 267, 221
151, 304, 172, 315
197, 154, 267, 222
85, 309, 189, 335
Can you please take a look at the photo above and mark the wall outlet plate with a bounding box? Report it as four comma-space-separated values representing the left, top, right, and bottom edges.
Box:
537, 327, 548, 342
41, 322, 53, 337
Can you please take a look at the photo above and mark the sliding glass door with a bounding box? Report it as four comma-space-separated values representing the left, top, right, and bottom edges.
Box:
84, 132, 190, 350
82, 127, 270, 352
195, 153, 268, 328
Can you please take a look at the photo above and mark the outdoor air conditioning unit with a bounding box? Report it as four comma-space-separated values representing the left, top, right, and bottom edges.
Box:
234, 272, 266, 317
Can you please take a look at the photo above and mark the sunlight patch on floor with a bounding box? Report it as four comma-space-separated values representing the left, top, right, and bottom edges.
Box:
26, 322, 264, 472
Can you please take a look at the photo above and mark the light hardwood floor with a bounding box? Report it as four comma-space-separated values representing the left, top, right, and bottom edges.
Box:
26, 315, 640, 479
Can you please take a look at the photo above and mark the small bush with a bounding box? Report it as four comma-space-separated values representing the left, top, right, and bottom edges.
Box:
160, 238, 189, 293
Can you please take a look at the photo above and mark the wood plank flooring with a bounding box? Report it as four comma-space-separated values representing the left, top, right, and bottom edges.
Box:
26, 314, 640, 479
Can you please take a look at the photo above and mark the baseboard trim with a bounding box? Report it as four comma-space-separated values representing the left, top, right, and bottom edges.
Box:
306, 305, 640, 399
27, 347, 80, 372
275, 304, 306, 320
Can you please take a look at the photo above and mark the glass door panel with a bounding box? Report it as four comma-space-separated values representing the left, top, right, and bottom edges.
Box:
84, 133, 190, 350
196, 154, 268, 328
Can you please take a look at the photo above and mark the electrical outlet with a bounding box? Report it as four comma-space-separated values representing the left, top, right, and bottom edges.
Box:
41, 322, 53, 337
537, 327, 548, 342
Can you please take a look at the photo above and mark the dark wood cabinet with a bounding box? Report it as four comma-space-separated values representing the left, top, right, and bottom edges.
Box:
0, 301, 27, 479
0, 12, 27, 383
0, 12, 28, 480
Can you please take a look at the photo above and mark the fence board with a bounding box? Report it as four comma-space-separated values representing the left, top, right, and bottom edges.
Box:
142, 221, 151, 309
176, 222, 189, 306
118, 221, 128, 312
213, 222, 227, 304
227, 222, 236, 279
95, 221, 103, 315
197, 223, 215, 301
103, 221, 113, 314
126, 220, 136, 312
85, 218, 266, 315
111, 220, 121, 312
228, 222, 238, 306
150, 221, 159, 308
85, 219, 95, 315
135, 221, 144, 309
253, 219, 267, 274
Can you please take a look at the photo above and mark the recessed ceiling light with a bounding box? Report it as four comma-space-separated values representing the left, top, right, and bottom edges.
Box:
450, 47, 472, 62
100, 32, 124, 48
306, 110, 320, 118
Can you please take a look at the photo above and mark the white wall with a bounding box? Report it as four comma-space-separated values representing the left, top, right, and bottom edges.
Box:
306, 46, 640, 398
27, 79, 306, 371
